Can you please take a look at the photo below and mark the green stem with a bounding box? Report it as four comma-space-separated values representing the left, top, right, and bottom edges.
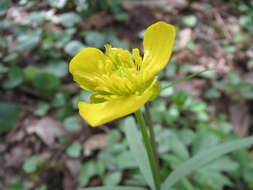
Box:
135, 109, 160, 190
145, 103, 159, 168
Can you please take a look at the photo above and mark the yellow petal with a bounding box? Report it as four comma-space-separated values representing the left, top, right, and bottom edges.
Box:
142, 21, 176, 80
78, 86, 156, 127
69, 48, 108, 91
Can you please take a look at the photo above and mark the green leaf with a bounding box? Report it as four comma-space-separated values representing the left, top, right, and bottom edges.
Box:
24, 66, 39, 81
123, 117, 155, 190
182, 15, 198, 27
106, 31, 129, 49
33, 72, 60, 91
169, 136, 189, 160
16, 30, 42, 50
5, 181, 28, 190
59, 13, 81, 27
150, 99, 166, 123
23, 156, 39, 173
192, 131, 219, 155
124, 174, 148, 187
204, 88, 221, 99
27, 12, 46, 25
0, 64, 8, 73
193, 170, 231, 190
116, 151, 137, 169
179, 178, 196, 190
192, 156, 239, 189
138, 30, 145, 39
57, 105, 74, 121
103, 171, 122, 185
172, 91, 188, 109
34, 102, 50, 116
230, 149, 253, 186
0, 19, 12, 30
95, 159, 106, 175
162, 136, 253, 190
79, 160, 97, 186
0, 103, 18, 134
82, 160, 97, 177
3, 52, 18, 62
80, 187, 147, 190
66, 142, 82, 158
52, 92, 68, 107
239, 16, 252, 28
188, 101, 206, 113
85, 31, 106, 48
160, 85, 173, 97
107, 129, 122, 144
227, 71, 241, 85
43, 61, 68, 78
64, 41, 85, 56
165, 61, 177, 78
63, 116, 81, 131
164, 105, 179, 124
47, 0, 67, 8
162, 154, 183, 169
223, 45, 236, 54
3, 65, 24, 89
202, 156, 239, 172
0, 0, 8, 16
115, 12, 128, 21
72, 91, 92, 108
35, 185, 47, 190
178, 129, 195, 146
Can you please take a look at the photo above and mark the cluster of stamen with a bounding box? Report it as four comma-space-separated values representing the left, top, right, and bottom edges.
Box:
92, 45, 148, 98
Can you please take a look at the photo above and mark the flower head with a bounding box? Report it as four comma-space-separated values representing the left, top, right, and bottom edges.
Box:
69, 21, 176, 127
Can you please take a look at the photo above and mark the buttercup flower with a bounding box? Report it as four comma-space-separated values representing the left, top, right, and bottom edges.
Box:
69, 21, 176, 127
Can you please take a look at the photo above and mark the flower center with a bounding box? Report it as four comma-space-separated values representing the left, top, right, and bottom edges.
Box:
92, 45, 154, 98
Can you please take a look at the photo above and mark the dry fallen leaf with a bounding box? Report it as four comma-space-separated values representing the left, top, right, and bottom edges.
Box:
5, 146, 31, 166
175, 78, 206, 98
229, 102, 250, 137
66, 158, 81, 177
179, 28, 192, 49
7, 7, 28, 24
83, 134, 108, 156
26, 117, 67, 146
123, 0, 187, 10
84, 12, 113, 30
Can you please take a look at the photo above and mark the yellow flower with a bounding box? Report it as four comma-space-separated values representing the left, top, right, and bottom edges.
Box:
69, 21, 176, 127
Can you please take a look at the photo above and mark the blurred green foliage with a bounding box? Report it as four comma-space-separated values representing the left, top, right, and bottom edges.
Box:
22, 156, 39, 174
0, 0, 129, 132
235, 0, 253, 32
182, 15, 198, 27
0, 103, 18, 134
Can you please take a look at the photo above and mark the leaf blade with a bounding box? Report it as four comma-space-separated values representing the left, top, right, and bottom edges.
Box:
123, 117, 155, 190
80, 186, 147, 190
162, 136, 253, 190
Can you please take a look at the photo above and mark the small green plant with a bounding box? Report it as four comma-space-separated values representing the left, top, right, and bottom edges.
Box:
214, 71, 253, 100
234, 0, 253, 32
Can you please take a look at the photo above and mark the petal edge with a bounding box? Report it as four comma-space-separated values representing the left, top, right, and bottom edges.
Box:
78, 86, 156, 127
142, 21, 176, 80
69, 48, 107, 91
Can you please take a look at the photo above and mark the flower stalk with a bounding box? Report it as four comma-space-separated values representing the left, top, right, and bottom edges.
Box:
145, 103, 159, 168
135, 109, 160, 190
